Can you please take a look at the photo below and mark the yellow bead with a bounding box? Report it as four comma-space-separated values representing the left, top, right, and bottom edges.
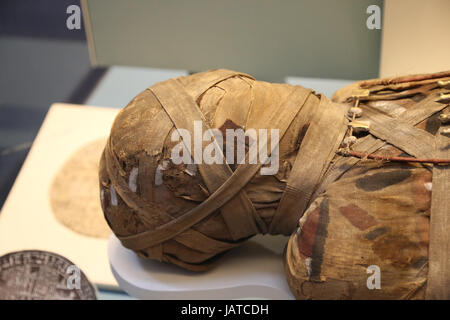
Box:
436, 93, 450, 103
439, 113, 450, 124
351, 89, 370, 99
349, 120, 370, 134
342, 136, 357, 147
348, 107, 363, 118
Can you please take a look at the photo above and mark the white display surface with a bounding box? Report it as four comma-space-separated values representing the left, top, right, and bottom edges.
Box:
109, 234, 294, 300
0, 103, 120, 289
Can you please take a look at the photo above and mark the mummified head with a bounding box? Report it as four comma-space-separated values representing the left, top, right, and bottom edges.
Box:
99, 69, 319, 270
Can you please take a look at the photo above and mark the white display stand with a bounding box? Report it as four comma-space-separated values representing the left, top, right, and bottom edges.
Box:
0, 104, 120, 289
108, 234, 295, 300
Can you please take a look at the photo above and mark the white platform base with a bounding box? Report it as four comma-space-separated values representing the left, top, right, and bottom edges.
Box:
108, 234, 295, 300
0, 104, 120, 289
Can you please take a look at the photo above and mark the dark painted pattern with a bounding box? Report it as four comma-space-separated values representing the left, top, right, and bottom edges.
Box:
339, 204, 377, 231
297, 206, 320, 258
309, 198, 330, 280
356, 169, 412, 192
364, 226, 390, 240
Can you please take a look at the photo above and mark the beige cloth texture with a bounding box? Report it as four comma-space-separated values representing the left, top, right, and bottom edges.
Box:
286, 71, 450, 299
51, 138, 110, 239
